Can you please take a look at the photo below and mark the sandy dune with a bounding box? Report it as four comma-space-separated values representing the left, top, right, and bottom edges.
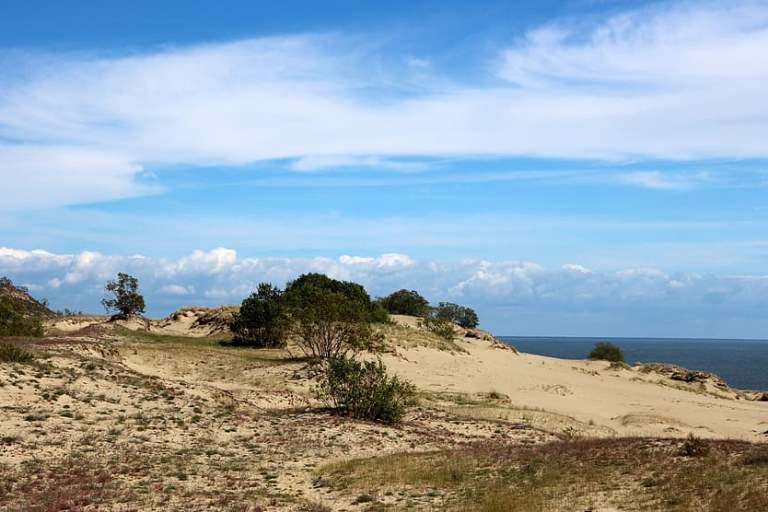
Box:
383, 340, 768, 441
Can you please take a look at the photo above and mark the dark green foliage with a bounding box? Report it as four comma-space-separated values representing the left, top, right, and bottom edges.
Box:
0, 276, 52, 319
230, 283, 288, 348
284, 273, 385, 360
0, 343, 36, 363
679, 433, 709, 457
285, 273, 372, 312
319, 356, 416, 425
0, 295, 44, 337
290, 286, 384, 360
285, 272, 386, 323
434, 302, 479, 329
101, 273, 145, 316
369, 302, 391, 324
376, 289, 430, 317
54, 308, 84, 317
588, 342, 625, 362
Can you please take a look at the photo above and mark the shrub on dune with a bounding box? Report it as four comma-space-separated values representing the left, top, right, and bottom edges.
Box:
318, 356, 415, 425
588, 342, 625, 362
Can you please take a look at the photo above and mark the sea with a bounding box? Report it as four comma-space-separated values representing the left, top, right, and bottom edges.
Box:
499, 336, 768, 392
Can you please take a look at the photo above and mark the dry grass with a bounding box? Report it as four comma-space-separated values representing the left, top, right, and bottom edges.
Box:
375, 321, 467, 353
0, 342, 36, 364
4, 325, 766, 511
317, 438, 768, 511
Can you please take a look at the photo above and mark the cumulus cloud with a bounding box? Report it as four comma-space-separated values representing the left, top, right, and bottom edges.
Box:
1, 1, 767, 209
3, 246, 768, 337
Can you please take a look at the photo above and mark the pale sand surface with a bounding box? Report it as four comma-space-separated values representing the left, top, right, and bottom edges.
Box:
1, 311, 766, 510
383, 341, 768, 441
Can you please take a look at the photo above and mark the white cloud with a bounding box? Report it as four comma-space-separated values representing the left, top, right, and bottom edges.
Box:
289, 155, 427, 172
0, 1, 767, 209
158, 284, 194, 296
3, 246, 768, 330
0, 145, 157, 210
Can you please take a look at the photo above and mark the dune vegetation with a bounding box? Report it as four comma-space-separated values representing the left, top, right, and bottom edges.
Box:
0, 274, 766, 511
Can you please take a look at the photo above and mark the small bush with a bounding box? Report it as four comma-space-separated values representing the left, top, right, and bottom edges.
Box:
319, 356, 416, 425
588, 342, 624, 362
678, 433, 709, 457
0, 343, 36, 364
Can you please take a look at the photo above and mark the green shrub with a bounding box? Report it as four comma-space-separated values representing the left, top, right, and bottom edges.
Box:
376, 289, 430, 317
285, 273, 371, 314
285, 274, 385, 360
434, 302, 479, 329
678, 433, 709, 457
588, 342, 624, 362
230, 283, 288, 348
0, 296, 44, 337
290, 287, 384, 360
0, 343, 36, 364
369, 302, 391, 324
319, 356, 416, 425
101, 272, 145, 316
285, 273, 385, 323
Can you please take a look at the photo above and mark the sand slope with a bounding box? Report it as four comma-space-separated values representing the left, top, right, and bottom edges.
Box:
381, 317, 768, 441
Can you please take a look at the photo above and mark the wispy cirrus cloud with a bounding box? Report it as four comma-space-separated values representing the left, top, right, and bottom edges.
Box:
1, 1, 767, 209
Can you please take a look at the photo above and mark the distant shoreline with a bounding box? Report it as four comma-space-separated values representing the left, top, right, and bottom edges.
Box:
502, 336, 768, 392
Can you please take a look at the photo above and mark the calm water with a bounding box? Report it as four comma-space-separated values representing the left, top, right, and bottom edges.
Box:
499, 336, 768, 391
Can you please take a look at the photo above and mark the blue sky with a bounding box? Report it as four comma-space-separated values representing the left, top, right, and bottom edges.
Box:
1, 0, 768, 337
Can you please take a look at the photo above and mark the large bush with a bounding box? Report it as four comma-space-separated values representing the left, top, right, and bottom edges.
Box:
319, 356, 416, 425
285, 273, 387, 323
0, 295, 44, 337
588, 342, 625, 362
434, 302, 479, 329
285, 273, 371, 311
376, 289, 430, 317
290, 286, 383, 360
230, 283, 288, 348
101, 273, 145, 317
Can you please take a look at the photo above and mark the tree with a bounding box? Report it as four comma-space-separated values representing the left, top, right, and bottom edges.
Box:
285, 273, 371, 309
290, 287, 383, 360
101, 273, 145, 317
230, 283, 288, 348
434, 302, 479, 329
588, 342, 624, 363
376, 289, 430, 317
284, 272, 388, 323
283, 273, 384, 360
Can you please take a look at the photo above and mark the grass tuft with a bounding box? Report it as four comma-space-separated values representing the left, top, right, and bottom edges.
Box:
0, 343, 36, 364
